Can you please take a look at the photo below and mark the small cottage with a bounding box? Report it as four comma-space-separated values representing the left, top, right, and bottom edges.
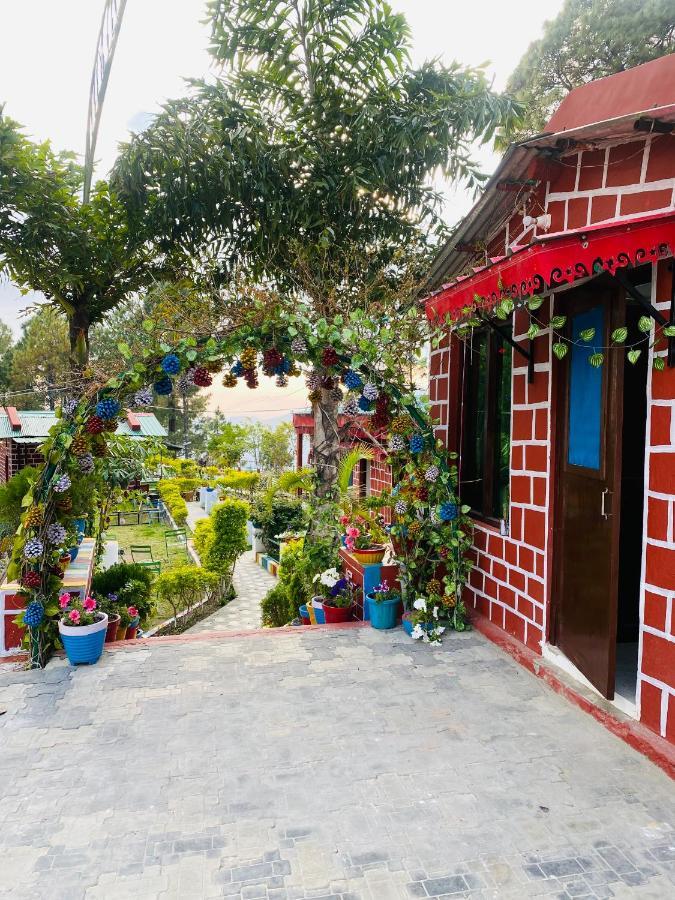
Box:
425, 55, 675, 744
0, 407, 167, 484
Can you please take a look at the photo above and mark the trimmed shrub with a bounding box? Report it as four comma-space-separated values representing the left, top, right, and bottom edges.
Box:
217, 471, 260, 495
154, 565, 220, 629
193, 518, 215, 562
252, 498, 306, 560
158, 480, 188, 525
261, 583, 295, 628
206, 499, 249, 578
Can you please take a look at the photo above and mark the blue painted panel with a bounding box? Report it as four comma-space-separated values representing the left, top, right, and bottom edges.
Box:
362, 564, 383, 620
568, 305, 604, 470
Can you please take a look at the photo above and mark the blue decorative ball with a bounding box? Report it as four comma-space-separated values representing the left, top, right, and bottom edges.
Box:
24, 601, 44, 627
282, 357, 291, 373
96, 398, 121, 420
440, 502, 458, 522
358, 395, 372, 412
154, 376, 173, 396
161, 353, 181, 376
409, 433, 424, 453
231, 361, 244, 377
343, 370, 363, 390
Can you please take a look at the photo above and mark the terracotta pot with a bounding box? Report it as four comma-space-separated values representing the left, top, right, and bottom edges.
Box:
351, 545, 386, 565
322, 603, 354, 624
105, 613, 121, 643
125, 625, 139, 640
115, 623, 128, 641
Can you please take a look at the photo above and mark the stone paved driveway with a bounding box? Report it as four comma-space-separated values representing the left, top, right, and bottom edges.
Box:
1, 627, 674, 900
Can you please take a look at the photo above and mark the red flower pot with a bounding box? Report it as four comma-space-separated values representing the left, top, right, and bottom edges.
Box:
125, 625, 139, 640
322, 603, 354, 624
105, 613, 121, 643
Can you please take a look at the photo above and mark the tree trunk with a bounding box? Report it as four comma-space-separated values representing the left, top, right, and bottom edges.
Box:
312, 383, 340, 500
68, 308, 90, 370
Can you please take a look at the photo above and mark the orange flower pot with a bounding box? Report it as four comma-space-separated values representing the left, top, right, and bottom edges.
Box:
351, 546, 386, 565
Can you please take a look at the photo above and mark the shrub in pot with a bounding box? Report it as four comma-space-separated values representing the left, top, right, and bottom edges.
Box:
116, 605, 132, 641
58, 593, 108, 665
91, 563, 155, 624
342, 514, 388, 565
125, 606, 140, 639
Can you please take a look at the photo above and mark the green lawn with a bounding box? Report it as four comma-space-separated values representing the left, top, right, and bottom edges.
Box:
104, 522, 193, 631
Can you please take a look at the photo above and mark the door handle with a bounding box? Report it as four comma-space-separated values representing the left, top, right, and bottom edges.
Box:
601, 488, 611, 520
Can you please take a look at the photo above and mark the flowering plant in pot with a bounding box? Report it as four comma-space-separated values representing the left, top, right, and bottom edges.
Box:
366, 579, 401, 630
401, 596, 445, 643
97, 594, 122, 642
116, 606, 132, 641
57, 593, 108, 664
312, 567, 356, 623
125, 606, 140, 640
342, 514, 388, 565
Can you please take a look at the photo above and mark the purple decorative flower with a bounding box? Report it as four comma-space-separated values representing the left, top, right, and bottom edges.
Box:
23, 538, 44, 560
133, 387, 153, 407
362, 382, 379, 401
46, 523, 67, 545
78, 453, 95, 474
53, 474, 71, 493
291, 336, 307, 355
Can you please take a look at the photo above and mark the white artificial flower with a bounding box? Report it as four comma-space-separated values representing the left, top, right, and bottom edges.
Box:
432, 606, 439, 619
319, 567, 341, 587
410, 624, 424, 640
437, 626, 446, 634
413, 597, 427, 611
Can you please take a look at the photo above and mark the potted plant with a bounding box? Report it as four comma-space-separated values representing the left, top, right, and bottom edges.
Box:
402, 597, 446, 642
116, 606, 131, 641
366, 580, 401, 630
58, 593, 108, 665
125, 606, 140, 640
313, 567, 356, 624
343, 515, 388, 565
98, 594, 121, 642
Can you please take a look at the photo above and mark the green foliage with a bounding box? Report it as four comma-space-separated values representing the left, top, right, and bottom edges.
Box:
217, 470, 261, 494
91, 562, 155, 624
0, 466, 39, 536
505, 0, 675, 139
208, 422, 254, 468
154, 564, 220, 626
258, 422, 294, 471
6, 308, 70, 409
260, 583, 294, 628
157, 479, 189, 525
0, 110, 161, 364
251, 497, 306, 560
193, 518, 215, 562
0, 320, 13, 392
206, 499, 249, 576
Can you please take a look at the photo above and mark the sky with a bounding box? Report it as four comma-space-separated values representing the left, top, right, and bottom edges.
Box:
0, 0, 565, 422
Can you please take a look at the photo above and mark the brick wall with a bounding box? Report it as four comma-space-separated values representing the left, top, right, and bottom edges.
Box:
0, 439, 44, 484
486, 134, 674, 257
638, 258, 675, 741
429, 299, 553, 656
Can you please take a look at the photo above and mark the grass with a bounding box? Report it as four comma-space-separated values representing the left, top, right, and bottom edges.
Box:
103, 521, 193, 631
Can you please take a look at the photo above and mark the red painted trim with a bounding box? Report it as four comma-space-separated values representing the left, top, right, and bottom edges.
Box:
6, 407, 21, 432
425, 211, 675, 321
471, 613, 675, 780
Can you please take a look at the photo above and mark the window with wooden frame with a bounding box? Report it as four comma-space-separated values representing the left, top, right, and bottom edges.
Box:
460, 327, 512, 522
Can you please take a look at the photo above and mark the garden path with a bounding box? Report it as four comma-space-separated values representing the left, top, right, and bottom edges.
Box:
2, 627, 674, 899
185, 501, 273, 632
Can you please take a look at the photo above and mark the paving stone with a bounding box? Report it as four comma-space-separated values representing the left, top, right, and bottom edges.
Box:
2, 627, 674, 898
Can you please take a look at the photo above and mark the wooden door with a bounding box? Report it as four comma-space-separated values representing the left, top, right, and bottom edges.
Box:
554, 287, 623, 698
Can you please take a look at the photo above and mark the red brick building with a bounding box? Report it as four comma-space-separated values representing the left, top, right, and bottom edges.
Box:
292, 410, 392, 497
425, 56, 675, 744
0, 407, 167, 484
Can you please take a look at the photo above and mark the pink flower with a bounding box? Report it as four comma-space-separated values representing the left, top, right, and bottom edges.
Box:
346, 526, 360, 538
68, 609, 80, 624
339, 515, 350, 526
59, 592, 71, 609
345, 538, 355, 551
127, 606, 138, 619
83, 596, 97, 611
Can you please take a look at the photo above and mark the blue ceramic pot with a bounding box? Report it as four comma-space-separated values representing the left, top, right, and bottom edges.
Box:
59, 614, 108, 665
366, 593, 400, 630
68, 546, 79, 563
311, 598, 325, 625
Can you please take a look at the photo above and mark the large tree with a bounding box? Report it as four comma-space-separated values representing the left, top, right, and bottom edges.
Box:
0, 110, 164, 367
506, 0, 675, 139
0, 321, 13, 394
113, 0, 519, 496
9, 308, 71, 410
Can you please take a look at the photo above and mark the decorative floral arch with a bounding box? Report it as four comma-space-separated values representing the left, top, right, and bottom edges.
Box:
11, 325, 472, 666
